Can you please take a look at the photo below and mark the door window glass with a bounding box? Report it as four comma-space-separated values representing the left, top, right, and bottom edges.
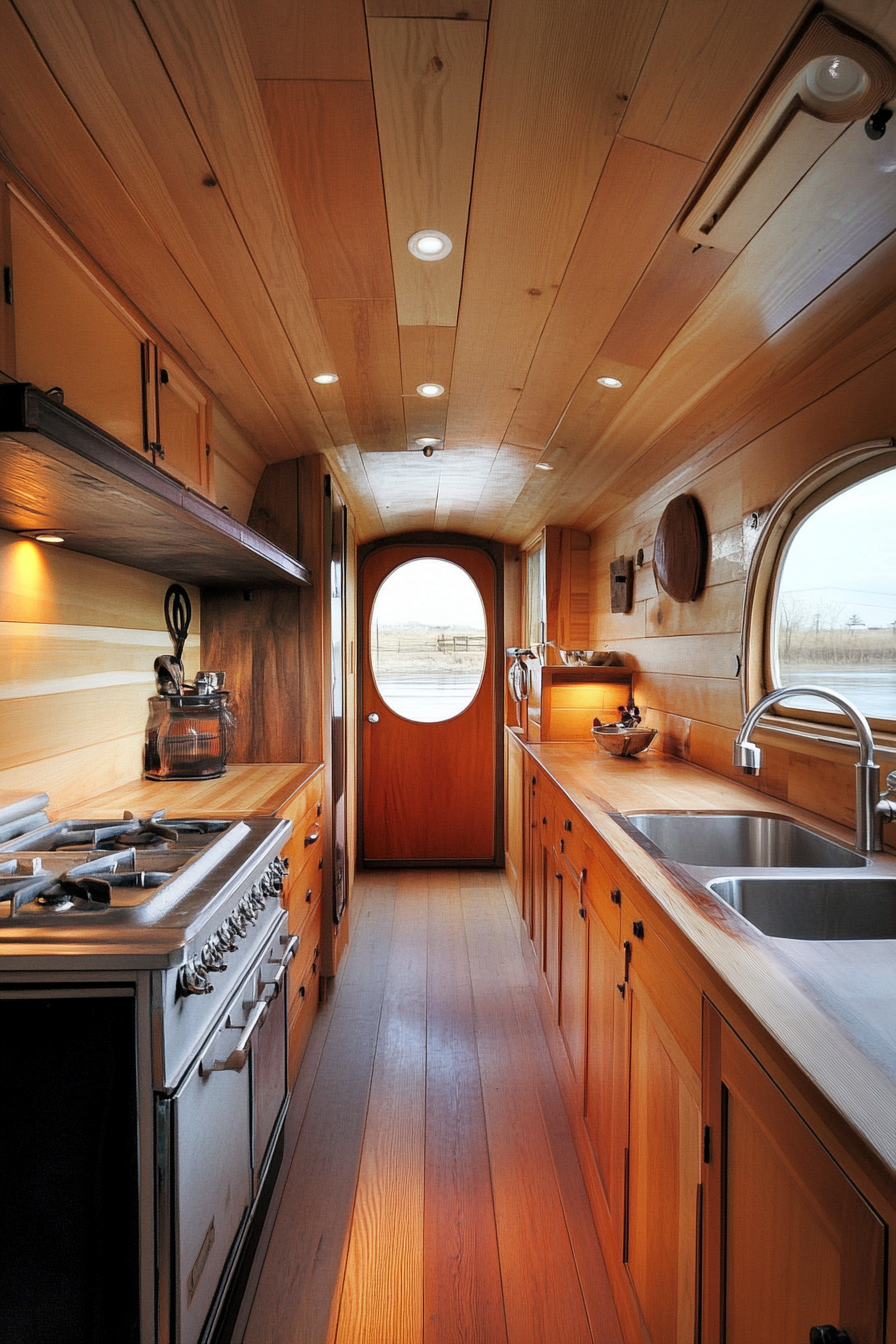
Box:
772, 465, 896, 720
370, 558, 487, 722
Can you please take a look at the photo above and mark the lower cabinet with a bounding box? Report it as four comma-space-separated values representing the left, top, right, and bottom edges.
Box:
510, 745, 889, 1344
703, 1001, 886, 1344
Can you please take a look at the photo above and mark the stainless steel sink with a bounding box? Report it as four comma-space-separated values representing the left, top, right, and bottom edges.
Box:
708, 876, 896, 940
625, 812, 866, 869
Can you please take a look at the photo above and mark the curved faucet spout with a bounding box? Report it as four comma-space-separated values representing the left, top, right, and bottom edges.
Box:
733, 685, 881, 852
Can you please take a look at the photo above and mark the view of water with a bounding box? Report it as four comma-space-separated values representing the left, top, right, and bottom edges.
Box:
376, 675, 482, 723
777, 665, 896, 718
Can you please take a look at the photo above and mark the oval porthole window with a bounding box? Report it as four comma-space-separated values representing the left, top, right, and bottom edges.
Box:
370, 558, 487, 723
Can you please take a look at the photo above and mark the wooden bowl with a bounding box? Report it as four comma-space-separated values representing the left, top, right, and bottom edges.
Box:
592, 724, 657, 757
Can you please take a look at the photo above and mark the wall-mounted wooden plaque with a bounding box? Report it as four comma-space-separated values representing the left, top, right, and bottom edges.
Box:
653, 494, 707, 602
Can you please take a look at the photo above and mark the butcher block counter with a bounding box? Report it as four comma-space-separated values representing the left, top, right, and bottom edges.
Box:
66, 761, 323, 820
509, 729, 896, 1343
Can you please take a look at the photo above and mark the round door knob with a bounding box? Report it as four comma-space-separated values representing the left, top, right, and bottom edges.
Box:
809, 1329, 852, 1344
367, 713, 380, 723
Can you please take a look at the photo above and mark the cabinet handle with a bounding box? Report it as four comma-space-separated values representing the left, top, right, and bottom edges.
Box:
305, 888, 312, 903
632, 920, 644, 939
617, 983, 626, 998
555, 871, 562, 881
316, 801, 322, 817
579, 907, 586, 919
305, 829, 321, 847
610, 888, 621, 905
542, 816, 547, 826
809, 1330, 852, 1344
563, 818, 572, 832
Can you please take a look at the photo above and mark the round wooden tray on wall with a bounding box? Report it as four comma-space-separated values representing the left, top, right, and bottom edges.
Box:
653, 494, 708, 602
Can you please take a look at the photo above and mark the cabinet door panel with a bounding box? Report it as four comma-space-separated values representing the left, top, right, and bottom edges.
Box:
544, 847, 561, 1009
583, 878, 625, 1222
627, 986, 701, 1344
558, 853, 586, 1087
704, 1003, 886, 1344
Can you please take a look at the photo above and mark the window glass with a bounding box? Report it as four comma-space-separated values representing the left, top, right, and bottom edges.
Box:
773, 466, 896, 719
370, 558, 487, 723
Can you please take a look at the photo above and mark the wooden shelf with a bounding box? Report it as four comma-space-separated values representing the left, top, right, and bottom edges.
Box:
0, 381, 311, 588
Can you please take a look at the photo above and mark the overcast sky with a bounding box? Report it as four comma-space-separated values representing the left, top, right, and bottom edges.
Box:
371, 558, 485, 629
778, 465, 896, 626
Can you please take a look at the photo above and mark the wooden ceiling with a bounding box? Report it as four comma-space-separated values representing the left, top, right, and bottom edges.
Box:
1, 0, 896, 542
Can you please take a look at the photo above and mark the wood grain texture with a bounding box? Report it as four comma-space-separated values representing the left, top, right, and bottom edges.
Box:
505, 135, 703, 451
335, 870, 427, 1344
620, 0, 806, 161
368, 17, 485, 326
445, 0, 666, 450
8, 0, 337, 457
361, 544, 497, 861
236, 0, 370, 80
366, 1, 490, 15
318, 300, 405, 452
79, 761, 322, 818
259, 80, 394, 302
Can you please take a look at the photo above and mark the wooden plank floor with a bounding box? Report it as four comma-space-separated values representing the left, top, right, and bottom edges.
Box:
237, 870, 623, 1344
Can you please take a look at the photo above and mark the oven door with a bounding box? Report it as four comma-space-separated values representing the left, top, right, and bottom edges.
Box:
251, 930, 296, 1193
167, 1023, 252, 1344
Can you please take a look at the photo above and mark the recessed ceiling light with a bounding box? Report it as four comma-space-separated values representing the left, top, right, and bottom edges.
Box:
597, 376, 623, 389
415, 437, 442, 447
805, 54, 868, 104
416, 382, 445, 398
408, 230, 453, 261
535, 462, 554, 471
22, 531, 66, 544
313, 372, 339, 384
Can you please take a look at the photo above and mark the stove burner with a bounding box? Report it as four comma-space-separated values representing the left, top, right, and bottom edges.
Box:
1, 813, 233, 854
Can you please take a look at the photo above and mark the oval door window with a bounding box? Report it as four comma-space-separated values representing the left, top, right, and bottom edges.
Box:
370, 558, 487, 723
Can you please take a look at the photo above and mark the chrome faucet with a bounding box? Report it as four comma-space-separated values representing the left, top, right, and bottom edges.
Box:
733, 685, 894, 853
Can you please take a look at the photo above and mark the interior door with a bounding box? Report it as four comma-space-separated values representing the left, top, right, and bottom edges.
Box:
361, 543, 498, 864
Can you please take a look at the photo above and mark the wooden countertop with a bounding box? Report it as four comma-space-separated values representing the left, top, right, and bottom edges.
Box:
518, 735, 896, 1182
64, 762, 323, 819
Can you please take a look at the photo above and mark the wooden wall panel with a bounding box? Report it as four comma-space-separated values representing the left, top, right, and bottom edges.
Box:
368, 17, 485, 326
506, 136, 703, 451
259, 80, 394, 302
237, 0, 370, 80
445, 0, 666, 450
0, 531, 200, 804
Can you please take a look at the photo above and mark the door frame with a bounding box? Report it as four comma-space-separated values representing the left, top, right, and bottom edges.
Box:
357, 532, 505, 868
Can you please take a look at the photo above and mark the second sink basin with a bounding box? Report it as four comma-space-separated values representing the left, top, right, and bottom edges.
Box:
708, 876, 896, 940
626, 812, 866, 869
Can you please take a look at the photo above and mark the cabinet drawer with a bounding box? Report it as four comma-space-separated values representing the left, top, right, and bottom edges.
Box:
581, 844, 622, 943
556, 806, 588, 875
287, 953, 320, 1088
285, 840, 323, 933
288, 922, 321, 1022
627, 903, 702, 1076
282, 813, 324, 909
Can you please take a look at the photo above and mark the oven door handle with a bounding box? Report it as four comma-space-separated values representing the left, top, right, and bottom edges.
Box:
200, 995, 268, 1075
261, 933, 300, 998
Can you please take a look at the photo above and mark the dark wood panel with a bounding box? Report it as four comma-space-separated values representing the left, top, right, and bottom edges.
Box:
237, 0, 371, 80
0, 384, 310, 586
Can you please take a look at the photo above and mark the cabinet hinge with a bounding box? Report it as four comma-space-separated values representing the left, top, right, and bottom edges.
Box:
703, 1124, 712, 1164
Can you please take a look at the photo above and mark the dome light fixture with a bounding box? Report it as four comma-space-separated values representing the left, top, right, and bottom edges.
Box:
313, 372, 339, 385
34, 533, 65, 545
534, 462, 554, 472
415, 437, 442, 447
407, 230, 453, 261
805, 53, 868, 104
597, 376, 623, 389
416, 382, 445, 398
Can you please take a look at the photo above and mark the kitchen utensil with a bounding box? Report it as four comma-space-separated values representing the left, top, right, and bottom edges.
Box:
154, 654, 183, 696
195, 670, 226, 695
143, 692, 236, 779
164, 583, 192, 664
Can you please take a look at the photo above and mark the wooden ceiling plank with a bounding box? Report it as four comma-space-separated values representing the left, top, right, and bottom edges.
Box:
133, 0, 353, 429
361, 451, 440, 531
599, 231, 734, 370
432, 448, 497, 530
324, 445, 387, 541
234, 0, 371, 80
318, 299, 406, 452
259, 80, 394, 302
445, 0, 666, 451
0, 2, 296, 460
620, 0, 807, 162
15, 0, 341, 456
368, 18, 486, 327
468, 444, 540, 538
398, 326, 456, 394
367, 2, 491, 17
505, 135, 704, 451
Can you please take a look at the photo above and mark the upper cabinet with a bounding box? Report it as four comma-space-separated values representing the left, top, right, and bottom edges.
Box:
149, 343, 213, 496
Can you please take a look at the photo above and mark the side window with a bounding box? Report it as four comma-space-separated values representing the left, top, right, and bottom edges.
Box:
770, 463, 896, 725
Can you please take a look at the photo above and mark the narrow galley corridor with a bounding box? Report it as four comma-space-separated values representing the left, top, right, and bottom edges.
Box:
236, 870, 623, 1344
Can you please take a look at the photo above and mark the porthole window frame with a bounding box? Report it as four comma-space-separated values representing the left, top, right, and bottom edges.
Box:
742, 437, 896, 745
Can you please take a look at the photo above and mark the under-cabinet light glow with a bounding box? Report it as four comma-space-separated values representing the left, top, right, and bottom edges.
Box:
408, 230, 453, 261
416, 383, 445, 398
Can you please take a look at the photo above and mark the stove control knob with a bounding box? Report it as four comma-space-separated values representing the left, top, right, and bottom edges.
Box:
229, 911, 249, 938
239, 894, 259, 925
250, 886, 265, 914
201, 937, 227, 973
218, 922, 238, 952
178, 957, 214, 996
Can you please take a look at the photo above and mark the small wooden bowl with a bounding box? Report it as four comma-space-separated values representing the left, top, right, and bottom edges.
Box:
592, 724, 657, 757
